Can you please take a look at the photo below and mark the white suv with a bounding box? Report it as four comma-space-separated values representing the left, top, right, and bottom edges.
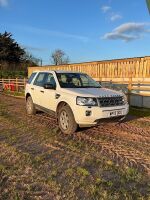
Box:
25, 71, 129, 134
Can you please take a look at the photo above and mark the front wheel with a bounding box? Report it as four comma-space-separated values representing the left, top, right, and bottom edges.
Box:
116, 115, 126, 122
58, 105, 78, 134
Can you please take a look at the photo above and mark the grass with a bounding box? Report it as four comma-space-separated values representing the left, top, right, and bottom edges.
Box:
77, 167, 90, 177
129, 106, 150, 117
3, 90, 24, 97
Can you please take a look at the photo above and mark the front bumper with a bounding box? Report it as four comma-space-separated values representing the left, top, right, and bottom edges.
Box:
73, 103, 129, 126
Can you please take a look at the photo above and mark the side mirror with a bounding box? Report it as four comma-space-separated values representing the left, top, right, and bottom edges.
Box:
44, 83, 56, 90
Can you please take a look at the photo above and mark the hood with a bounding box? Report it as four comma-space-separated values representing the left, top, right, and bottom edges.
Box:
60, 87, 123, 98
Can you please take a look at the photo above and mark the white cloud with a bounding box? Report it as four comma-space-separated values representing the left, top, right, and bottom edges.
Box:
101, 5, 122, 22
114, 23, 149, 34
101, 6, 111, 13
102, 22, 150, 42
110, 14, 122, 21
0, 0, 8, 7
103, 32, 139, 42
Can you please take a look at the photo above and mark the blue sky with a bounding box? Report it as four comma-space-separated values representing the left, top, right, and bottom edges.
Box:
0, 0, 150, 65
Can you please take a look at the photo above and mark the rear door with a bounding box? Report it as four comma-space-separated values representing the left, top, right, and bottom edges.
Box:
26, 72, 37, 100
32, 72, 47, 106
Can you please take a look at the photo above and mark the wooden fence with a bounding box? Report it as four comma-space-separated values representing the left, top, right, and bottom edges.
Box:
0, 78, 27, 93
28, 56, 150, 80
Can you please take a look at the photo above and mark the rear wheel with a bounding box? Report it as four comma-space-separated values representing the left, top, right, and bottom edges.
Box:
58, 105, 78, 134
26, 96, 36, 115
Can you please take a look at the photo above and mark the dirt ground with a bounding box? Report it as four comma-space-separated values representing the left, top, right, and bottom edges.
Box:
0, 93, 150, 200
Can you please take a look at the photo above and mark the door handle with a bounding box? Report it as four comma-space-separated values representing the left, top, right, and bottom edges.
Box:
40, 90, 44, 93
55, 93, 61, 99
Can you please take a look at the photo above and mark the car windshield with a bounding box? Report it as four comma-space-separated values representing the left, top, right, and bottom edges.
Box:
56, 73, 101, 88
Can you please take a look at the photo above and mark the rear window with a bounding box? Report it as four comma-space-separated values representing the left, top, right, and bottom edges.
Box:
27, 73, 37, 84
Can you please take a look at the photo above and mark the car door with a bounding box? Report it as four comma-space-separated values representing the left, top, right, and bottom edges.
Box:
26, 72, 37, 100
32, 72, 47, 106
40, 73, 57, 112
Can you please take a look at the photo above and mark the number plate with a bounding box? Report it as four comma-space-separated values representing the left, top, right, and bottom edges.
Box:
109, 110, 123, 117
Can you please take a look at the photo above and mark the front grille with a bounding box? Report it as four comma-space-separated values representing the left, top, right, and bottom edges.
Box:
98, 96, 124, 107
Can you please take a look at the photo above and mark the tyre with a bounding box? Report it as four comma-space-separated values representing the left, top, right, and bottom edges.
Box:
26, 96, 36, 115
116, 115, 126, 122
58, 105, 78, 134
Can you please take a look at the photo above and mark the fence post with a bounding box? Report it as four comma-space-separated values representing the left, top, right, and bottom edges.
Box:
16, 78, 18, 92
24, 78, 26, 91
138, 81, 141, 94
8, 78, 10, 91
2, 78, 4, 89
128, 77, 132, 105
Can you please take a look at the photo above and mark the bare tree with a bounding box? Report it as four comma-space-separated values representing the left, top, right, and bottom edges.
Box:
23, 51, 40, 66
51, 49, 69, 65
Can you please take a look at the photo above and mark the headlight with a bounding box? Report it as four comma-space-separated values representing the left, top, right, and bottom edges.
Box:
122, 94, 128, 104
76, 97, 98, 106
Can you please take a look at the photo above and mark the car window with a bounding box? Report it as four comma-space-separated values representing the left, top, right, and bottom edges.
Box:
56, 73, 101, 88
45, 73, 56, 87
80, 74, 89, 86
27, 72, 37, 84
57, 74, 77, 88
33, 73, 47, 87
72, 77, 81, 86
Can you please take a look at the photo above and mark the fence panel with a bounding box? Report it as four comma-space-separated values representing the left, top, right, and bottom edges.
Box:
28, 56, 150, 79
